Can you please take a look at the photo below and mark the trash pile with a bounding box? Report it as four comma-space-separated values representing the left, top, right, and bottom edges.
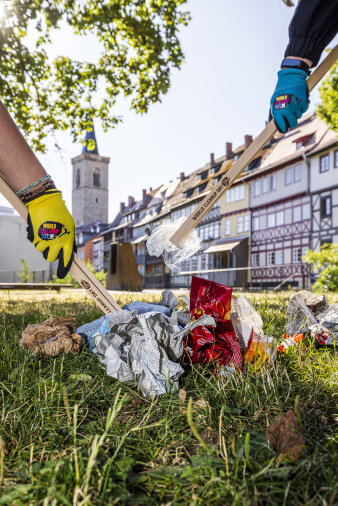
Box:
286, 290, 338, 346
19, 281, 337, 397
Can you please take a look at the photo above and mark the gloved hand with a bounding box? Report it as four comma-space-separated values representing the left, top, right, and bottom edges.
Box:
270, 68, 309, 133
26, 189, 76, 279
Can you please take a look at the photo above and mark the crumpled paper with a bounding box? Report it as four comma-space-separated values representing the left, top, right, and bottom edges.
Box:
286, 291, 328, 337
266, 409, 306, 461
82, 308, 215, 397
184, 277, 242, 369
20, 317, 82, 356
231, 296, 264, 351
308, 303, 338, 345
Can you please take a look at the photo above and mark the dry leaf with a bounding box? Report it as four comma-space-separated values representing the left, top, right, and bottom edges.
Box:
266, 409, 306, 461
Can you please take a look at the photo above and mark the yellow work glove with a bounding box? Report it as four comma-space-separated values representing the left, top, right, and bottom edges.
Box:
26, 189, 76, 279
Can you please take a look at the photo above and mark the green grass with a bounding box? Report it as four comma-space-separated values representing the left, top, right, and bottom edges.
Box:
0, 289, 337, 505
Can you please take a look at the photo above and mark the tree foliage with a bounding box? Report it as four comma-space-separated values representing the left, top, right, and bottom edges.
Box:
0, 0, 189, 152
317, 61, 338, 133
18, 257, 33, 283
304, 243, 338, 292
51, 260, 107, 287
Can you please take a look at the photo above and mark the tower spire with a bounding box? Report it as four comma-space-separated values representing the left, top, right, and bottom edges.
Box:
82, 121, 99, 155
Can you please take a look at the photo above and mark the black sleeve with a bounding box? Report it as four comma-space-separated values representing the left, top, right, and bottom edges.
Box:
284, 0, 338, 67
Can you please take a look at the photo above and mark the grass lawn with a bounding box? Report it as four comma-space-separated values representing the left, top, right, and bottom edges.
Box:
0, 289, 337, 505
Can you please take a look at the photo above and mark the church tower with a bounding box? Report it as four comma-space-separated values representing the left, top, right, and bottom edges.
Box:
71, 123, 109, 226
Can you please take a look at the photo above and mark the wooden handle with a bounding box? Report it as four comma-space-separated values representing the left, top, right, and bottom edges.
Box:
0, 173, 121, 313
170, 45, 338, 246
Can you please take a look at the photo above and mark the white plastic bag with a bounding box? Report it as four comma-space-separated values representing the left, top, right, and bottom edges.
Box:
230, 296, 264, 351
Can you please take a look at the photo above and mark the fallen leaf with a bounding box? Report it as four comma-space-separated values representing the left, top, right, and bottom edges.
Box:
266, 409, 306, 461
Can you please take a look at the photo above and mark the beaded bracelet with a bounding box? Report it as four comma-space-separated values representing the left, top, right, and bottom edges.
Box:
17, 174, 56, 204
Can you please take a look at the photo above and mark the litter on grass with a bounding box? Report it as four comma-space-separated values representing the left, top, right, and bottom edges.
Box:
286, 290, 337, 345
146, 217, 201, 272
20, 317, 82, 356
20, 279, 334, 397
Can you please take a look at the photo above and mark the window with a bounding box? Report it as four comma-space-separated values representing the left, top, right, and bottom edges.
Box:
302, 203, 310, 220
233, 154, 239, 161
198, 222, 220, 241
334, 150, 338, 168
201, 255, 207, 270
294, 164, 301, 182
199, 170, 208, 180
285, 167, 292, 185
191, 256, 198, 270
254, 180, 260, 197
262, 177, 269, 194
197, 182, 207, 193
320, 154, 329, 173
320, 196, 331, 218
76, 169, 80, 188
252, 217, 259, 231
226, 184, 245, 203
237, 216, 243, 233
276, 250, 283, 265
93, 167, 101, 187
276, 211, 284, 226
293, 206, 301, 222
296, 141, 302, 151
293, 248, 301, 263
267, 252, 275, 265
252, 253, 259, 267
268, 213, 275, 228
224, 219, 231, 236
270, 174, 276, 191
302, 246, 308, 258
244, 214, 250, 232
184, 189, 194, 198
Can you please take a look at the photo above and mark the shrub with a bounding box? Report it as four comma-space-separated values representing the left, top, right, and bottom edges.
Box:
50, 261, 106, 287
18, 258, 33, 283
304, 243, 338, 292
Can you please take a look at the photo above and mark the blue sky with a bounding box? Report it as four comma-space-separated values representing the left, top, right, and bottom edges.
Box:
1, 0, 337, 219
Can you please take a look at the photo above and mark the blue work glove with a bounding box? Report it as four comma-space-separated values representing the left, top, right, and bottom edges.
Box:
270, 68, 309, 133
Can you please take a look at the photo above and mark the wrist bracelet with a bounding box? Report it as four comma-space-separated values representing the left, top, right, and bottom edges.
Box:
17, 174, 56, 204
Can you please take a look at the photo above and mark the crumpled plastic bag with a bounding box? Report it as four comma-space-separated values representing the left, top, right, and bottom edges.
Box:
82, 307, 215, 397
308, 303, 338, 345
20, 317, 82, 357
266, 409, 306, 461
146, 217, 202, 272
230, 296, 264, 351
184, 276, 242, 369
286, 290, 328, 337
277, 333, 304, 354
244, 329, 277, 374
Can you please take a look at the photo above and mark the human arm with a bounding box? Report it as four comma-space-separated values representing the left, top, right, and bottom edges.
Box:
270, 0, 338, 133
0, 101, 76, 278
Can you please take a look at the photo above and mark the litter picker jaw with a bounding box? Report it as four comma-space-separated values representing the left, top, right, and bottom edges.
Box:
169, 45, 338, 248
0, 173, 121, 314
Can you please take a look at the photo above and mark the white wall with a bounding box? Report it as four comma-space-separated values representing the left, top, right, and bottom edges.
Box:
250, 161, 308, 208
310, 149, 338, 192
0, 213, 51, 274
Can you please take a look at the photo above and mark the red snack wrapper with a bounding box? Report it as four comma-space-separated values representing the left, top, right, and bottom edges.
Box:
184, 276, 242, 369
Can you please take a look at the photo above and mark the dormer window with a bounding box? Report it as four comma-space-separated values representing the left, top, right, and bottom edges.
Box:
184, 188, 194, 198
197, 182, 207, 193
199, 170, 209, 180
294, 133, 315, 151
93, 167, 101, 187
296, 141, 303, 151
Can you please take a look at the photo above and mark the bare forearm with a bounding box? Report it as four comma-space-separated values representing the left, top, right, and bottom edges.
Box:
0, 101, 46, 192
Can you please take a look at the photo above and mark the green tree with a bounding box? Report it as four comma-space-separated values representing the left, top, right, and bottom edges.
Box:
50, 260, 107, 287
18, 257, 33, 283
304, 243, 338, 292
0, 0, 189, 152
317, 61, 338, 132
